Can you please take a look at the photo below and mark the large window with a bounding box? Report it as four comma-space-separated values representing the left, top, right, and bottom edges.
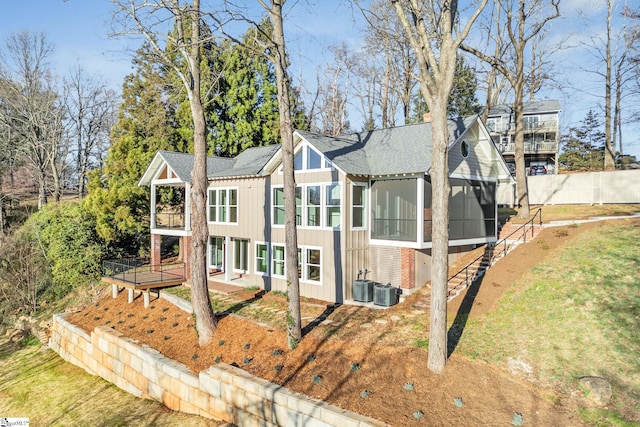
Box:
272, 245, 285, 277
307, 185, 321, 227
208, 188, 237, 223
270, 244, 321, 284
303, 247, 321, 282
255, 242, 268, 274
325, 184, 341, 228
351, 183, 366, 229
209, 237, 224, 272
273, 187, 285, 225
523, 115, 540, 131
371, 178, 417, 241
272, 183, 341, 229
233, 239, 248, 272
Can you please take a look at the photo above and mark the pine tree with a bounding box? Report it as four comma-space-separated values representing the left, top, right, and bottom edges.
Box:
411, 56, 481, 121
559, 110, 606, 171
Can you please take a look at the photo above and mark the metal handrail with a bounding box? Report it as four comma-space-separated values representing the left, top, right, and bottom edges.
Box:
447, 208, 543, 291
103, 259, 186, 286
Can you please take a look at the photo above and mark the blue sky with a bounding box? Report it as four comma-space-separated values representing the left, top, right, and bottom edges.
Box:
1, 0, 638, 158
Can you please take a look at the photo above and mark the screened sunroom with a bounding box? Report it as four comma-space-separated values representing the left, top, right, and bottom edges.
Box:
370, 175, 497, 247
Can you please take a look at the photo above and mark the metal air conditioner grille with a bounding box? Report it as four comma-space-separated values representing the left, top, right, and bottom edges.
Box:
374, 283, 398, 307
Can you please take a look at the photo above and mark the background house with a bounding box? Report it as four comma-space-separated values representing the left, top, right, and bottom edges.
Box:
140, 116, 513, 304
485, 100, 561, 175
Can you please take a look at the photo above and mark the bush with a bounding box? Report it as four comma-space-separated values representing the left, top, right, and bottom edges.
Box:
24, 201, 107, 298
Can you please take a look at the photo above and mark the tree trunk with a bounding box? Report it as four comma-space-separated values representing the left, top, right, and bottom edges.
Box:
603, 0, 616, 170
427, 100, 451, 374
187, 0, 217, 346
37, 169, 47, 210
270, 0, 302, 349
514, 28, 530, 218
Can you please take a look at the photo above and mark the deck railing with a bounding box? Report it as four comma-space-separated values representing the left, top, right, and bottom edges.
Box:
103, 258, 186, 286
154, 212, 186, 229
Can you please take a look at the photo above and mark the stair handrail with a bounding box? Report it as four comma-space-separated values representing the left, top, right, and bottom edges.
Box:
447, 208, 543, 291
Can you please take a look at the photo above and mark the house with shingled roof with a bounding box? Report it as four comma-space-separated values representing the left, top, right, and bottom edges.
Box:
139, 115, 513, 304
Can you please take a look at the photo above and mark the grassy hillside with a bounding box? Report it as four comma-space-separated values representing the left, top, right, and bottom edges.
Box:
0, 338, 222, 426
458, 219, 640, 424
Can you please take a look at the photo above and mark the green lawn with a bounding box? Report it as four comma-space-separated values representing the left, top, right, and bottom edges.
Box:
0, 338, 222, 426
457, 219, 640, 425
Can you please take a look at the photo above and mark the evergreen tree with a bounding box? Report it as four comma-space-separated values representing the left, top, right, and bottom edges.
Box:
559, 110, 606, 171
85, 43, 180, 249
411, 56, 481, 121
167, 21, 308, 157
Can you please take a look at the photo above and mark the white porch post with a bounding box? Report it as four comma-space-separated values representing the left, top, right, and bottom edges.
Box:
185, 183, 192, 231
150, 183, 157, 229
225, 236, 231, 282
417, 177, 425, 243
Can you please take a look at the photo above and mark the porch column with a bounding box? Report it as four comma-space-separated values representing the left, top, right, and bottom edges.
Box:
417, 177, 425, 243
224, 236, 231, 282
150, 183, 157, 229
183, 235, 191, 280
185, 182, 191, 231
151, 234, 161, 272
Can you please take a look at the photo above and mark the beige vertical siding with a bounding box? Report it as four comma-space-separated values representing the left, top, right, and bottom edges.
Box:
343, 176, 370, 300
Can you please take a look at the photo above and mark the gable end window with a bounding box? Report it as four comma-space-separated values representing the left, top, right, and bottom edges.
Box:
292, 144, 333, 172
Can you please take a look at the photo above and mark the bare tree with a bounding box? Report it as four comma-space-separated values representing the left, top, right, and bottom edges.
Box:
313, 44, 355, 135
589, 0, 635, 169
64, 65, 117, 197
462, 0, 560, 218
0, 32, 64, 209
360, 0, 416, 127
389, 0, 487, 374
256, 0, 302, 349
110, 0, 219, 345
213, 0, 303, 348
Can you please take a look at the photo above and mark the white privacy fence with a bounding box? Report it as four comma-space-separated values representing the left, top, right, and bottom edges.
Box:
498, 170, 640, 206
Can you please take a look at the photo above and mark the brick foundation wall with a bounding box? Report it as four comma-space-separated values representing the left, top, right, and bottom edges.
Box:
50, 314, 386, 427
400, 248, 416, 289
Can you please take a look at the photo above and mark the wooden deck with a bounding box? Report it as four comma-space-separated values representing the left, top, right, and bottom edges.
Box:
101, 271, 185, 290
102, 263, 186, 307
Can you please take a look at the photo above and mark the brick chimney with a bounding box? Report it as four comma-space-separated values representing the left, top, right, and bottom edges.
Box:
423, 112, 432, 123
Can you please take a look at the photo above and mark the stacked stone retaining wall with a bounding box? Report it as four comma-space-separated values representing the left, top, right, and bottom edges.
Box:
50, 313, 386, 426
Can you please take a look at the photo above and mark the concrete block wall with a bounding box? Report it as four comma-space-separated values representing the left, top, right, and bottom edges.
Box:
50, 313, 387, 427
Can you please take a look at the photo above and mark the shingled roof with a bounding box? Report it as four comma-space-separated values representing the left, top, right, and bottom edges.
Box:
296, 116, 476, 176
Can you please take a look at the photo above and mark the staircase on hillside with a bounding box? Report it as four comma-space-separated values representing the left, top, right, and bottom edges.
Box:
411, 210, 544, 310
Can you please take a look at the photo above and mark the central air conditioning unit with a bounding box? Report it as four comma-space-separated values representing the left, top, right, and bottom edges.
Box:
352, 279, 374, 302
374, 283, 399, 307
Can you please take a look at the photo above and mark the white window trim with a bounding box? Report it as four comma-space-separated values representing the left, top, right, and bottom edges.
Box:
351, 182, 367, 230
271, 244, 286, 279
300, 245, 322, 285
232, 238, 249, 274
254, 241, 269, 276
269, 243, 322, 285
208, 187, 239, 224
271, 182, 342, 230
